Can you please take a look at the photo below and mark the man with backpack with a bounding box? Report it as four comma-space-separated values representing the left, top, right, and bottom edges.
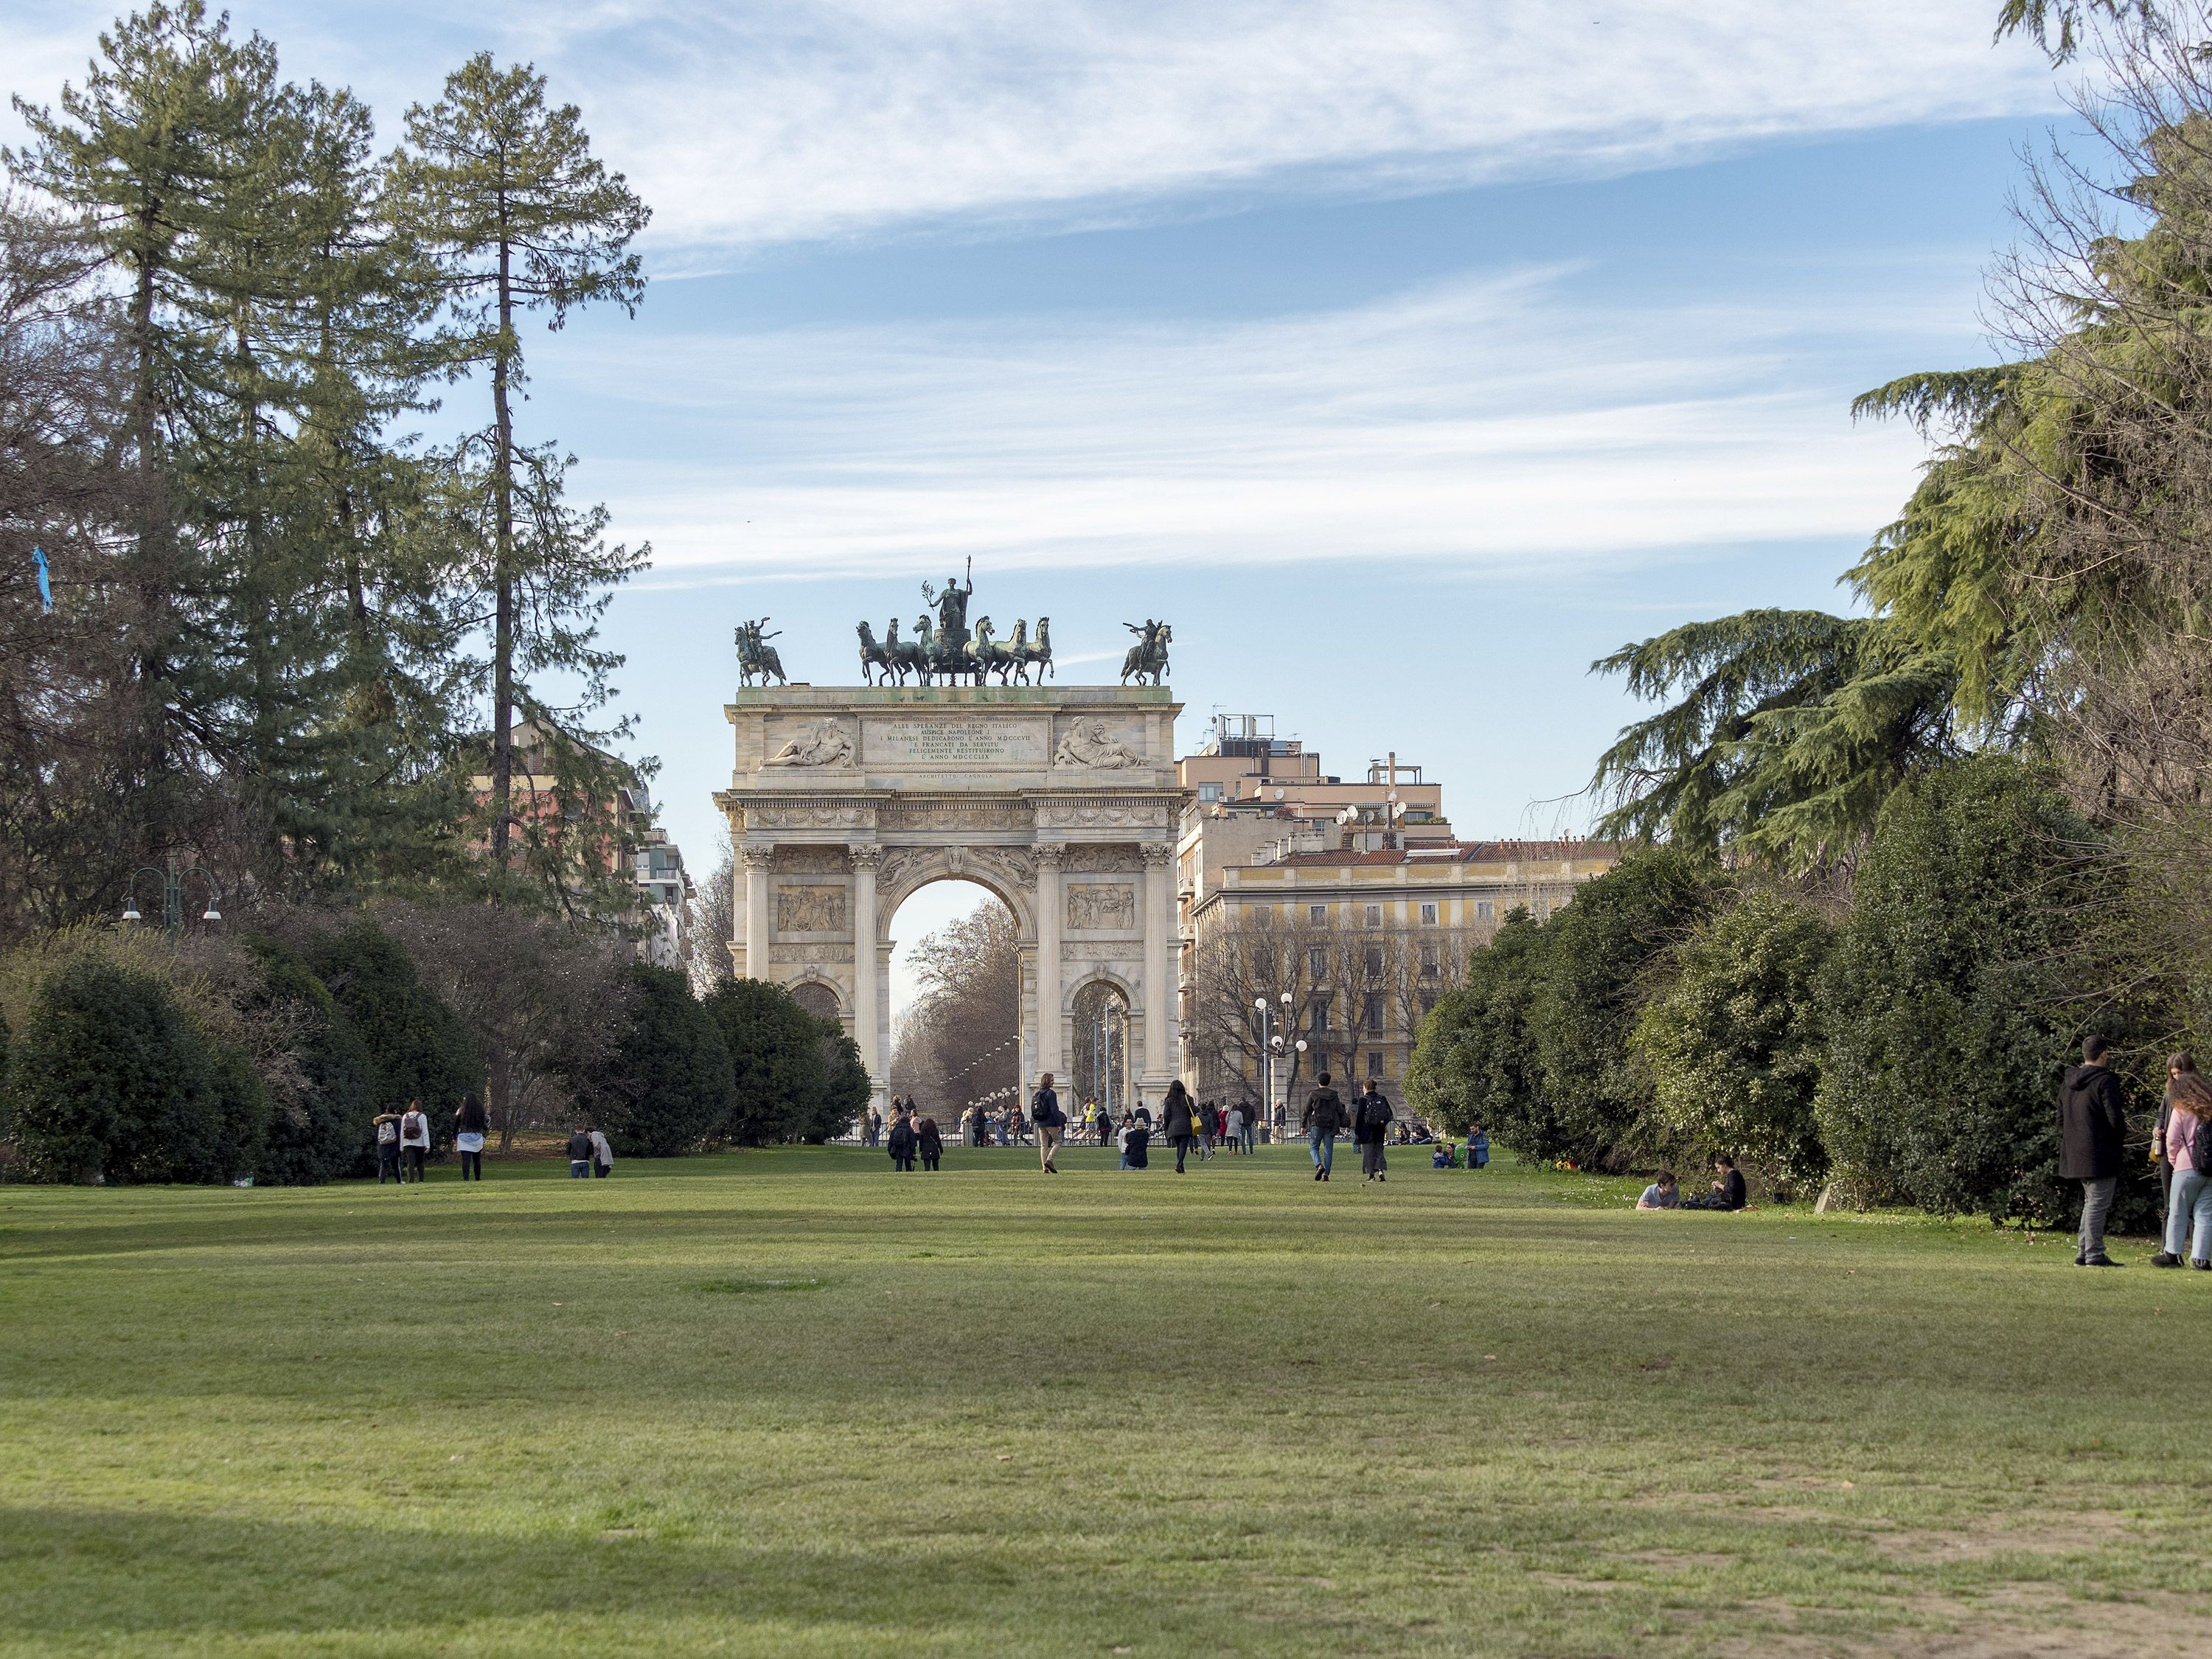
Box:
372, 1110, 403, 1185
1032, 1072, 1066, 1175
1352, 1082, 1394, 1182
397, 1100, 431, 1183
1301, 1074, 1349, 1182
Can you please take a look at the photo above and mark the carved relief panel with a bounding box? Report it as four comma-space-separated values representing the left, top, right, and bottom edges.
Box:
776, 885, 849, 933
1067, 883, 1138, 931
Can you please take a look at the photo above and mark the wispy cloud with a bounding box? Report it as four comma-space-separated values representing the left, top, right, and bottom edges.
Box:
7, 2, 2055, 254
552, 262, 1972, 582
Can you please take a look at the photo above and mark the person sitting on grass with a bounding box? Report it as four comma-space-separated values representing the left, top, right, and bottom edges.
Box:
886, 1110, 917, 1172
1119, 1113, 1151, 1170
1432, 1142, 1455, 1169
1677, 1155, 1745, 1211
916, 1114, 942, 1172
566, 1124, 595, 1180
1637, 1172, 1680, 1209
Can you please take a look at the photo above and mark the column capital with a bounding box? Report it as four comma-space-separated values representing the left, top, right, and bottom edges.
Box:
848, 844, 883, 870
741, 844, 776, 869
1140, 841, 1175, 865
1034, 844, 1068, 869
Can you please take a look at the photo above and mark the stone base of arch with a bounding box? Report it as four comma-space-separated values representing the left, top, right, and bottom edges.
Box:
714, 685, 1184, 1120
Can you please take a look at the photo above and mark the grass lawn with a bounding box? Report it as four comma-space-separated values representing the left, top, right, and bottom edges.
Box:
4, 1144, 2209, 1658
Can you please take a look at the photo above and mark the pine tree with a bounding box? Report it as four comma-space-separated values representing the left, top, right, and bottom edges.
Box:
389, 55, 650, 881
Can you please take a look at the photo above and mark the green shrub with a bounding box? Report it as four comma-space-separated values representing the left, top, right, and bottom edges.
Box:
566, 963, 735, 1156
305, 920, 479, 1157
10, 960, 265, 1184
1815, 755, 2140, 1225
246, 939, 375, 1185
703, 978, 838, 1145
1526, 846, 1719, 1169
1633, 888, 1833, 1188
806, 1022, 872, 1144
1408, 908, 1554, 1148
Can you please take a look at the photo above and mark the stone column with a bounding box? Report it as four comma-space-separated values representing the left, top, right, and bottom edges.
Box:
742, 845, 771, 981
1141, 841, 1176, 1092
849, 845, 884, 1110
1034, 845, 1065, 1086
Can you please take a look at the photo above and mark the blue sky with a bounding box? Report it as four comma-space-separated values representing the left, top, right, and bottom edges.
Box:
5, 2, 2071, 982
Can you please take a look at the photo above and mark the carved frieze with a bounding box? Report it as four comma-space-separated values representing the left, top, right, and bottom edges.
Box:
1067, 883, 1138, 931
762, 717, 858, 768
775, 845, 852, 873
878, 798, 1032, 832
776, 885, 849, 933
1052, 715, 1144, 770
1058, 843, 1141, 872
745, 802, 876, 831
1066, 940, 1143, 960
1034, 800, 1172, 829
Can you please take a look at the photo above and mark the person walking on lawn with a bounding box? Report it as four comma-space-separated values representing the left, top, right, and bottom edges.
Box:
589, 1125, 613, 1178
2060, 1034, 2131, 1266
2152, 1053, 2212, 1269
398, 1100, 431, 1183
1200, 1099, 1220, 1160
566, 1125, 595, 1179
453, 1093, 489, 1183
1161, 1080, 1199, 1173
373, 1110, 403, 1185
887, 1110, 918, 1172
916, 1113, 944, 1172
1302, 1074, 1348, 1182
1032, 1073, 1066, 1174
1353, 1082, 1394, 1182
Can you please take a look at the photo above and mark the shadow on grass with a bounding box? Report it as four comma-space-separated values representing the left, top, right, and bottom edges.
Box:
0, 1503, 1305, 1654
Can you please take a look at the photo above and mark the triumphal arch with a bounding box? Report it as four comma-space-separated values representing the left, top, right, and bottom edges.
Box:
714, 679, 1184, 1114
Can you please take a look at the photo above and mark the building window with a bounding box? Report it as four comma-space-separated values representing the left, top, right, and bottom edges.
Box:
1363, 943, 1383, 975
1419, 943, 1439, 978
1197, 782, 1222, 802
1253, 905, 1273, 931
1367, 1050, 1384, 1078
1475, 899, 1495, 921
1308, 945, 1328, 981
1362, 992, 1383, 1029
1309, 904, 1328, 925
1365, 903, 1383, 927
1419, 991, 1438, 1018
1311, 995, 1332, 1032
1419, 902, 1437, 925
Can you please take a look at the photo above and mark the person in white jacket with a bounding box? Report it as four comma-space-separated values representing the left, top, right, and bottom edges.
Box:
397, 1101, 431, 1184
588, 1127, 613, 1178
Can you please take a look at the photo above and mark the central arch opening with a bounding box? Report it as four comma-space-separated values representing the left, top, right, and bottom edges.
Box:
1071, 979, 1130, 1116
887, 878, 1021, 1127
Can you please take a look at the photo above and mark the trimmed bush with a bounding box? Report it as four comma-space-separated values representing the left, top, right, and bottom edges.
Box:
1633, 888, 1833, 1188
1815, 755, 2139, 1225
703, 978, 838, 1145
247, 939, 375, 1185
1407, 908, 1553, 1148
566, 963, 735, 1156
10, 960, 265, 1184
305, 920, 479, 1156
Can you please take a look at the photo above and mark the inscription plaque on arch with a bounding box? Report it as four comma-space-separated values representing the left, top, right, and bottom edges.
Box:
864, 714, 1047, 768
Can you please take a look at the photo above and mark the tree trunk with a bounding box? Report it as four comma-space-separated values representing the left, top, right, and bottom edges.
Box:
488, 212, 516, 869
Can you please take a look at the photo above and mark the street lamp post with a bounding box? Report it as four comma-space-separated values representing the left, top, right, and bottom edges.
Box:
1253, 990, 1307, 1143
122, 852, 223, 939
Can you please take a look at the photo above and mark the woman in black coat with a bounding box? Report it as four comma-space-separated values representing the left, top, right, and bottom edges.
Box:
886, 1112, 918, 1172
916, 1115, 944, 1172
1161, 1079, 1198, 1173
1353, 1086, 1394, 1182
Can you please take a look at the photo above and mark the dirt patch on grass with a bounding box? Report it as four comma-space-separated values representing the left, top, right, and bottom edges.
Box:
1708, 1585, 2211, 1658
1862, 1509, 2140, 1563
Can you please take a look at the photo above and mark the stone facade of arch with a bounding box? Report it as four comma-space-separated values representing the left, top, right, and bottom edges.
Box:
714, 685, 1184, 1118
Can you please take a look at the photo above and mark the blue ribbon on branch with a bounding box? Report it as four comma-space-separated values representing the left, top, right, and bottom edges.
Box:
32, 546, 53, 613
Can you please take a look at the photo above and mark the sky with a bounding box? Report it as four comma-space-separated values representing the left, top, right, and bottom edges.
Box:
4, 2, 2077, 1007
